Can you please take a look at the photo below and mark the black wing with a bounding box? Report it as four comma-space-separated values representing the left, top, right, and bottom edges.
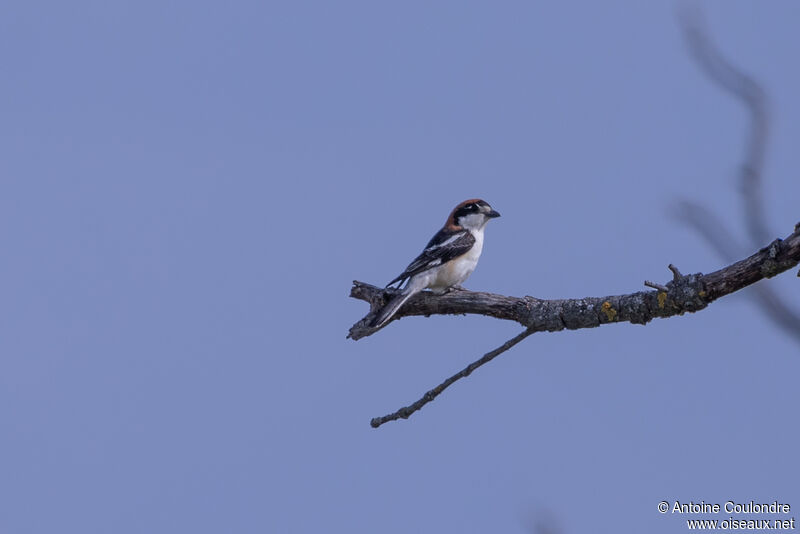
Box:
386, 230, 475, 287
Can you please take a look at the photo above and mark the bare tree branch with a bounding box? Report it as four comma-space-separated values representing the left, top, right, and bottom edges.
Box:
350, 226, 800, 341
352, 226, 800, 426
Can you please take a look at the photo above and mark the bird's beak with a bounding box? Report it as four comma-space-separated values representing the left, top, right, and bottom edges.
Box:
486, 209, 501, 218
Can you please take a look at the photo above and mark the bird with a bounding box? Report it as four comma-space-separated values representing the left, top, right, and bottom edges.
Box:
370, 199, 501, 328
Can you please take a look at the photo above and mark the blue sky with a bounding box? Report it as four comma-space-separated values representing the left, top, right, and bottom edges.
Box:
1, 1, 798, 533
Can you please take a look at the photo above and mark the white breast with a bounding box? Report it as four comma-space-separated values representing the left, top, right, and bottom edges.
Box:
426, 227, 485, 291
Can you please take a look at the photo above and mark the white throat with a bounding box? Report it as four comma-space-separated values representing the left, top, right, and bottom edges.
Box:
458, 212, 488, 231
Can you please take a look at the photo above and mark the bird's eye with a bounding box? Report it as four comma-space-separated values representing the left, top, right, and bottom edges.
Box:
465, 203, 475, 210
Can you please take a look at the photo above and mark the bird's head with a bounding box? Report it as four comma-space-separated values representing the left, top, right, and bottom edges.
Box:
446, 199, 501, 231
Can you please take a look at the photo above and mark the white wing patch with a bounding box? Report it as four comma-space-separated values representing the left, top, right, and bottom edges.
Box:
425, 233, 462, 251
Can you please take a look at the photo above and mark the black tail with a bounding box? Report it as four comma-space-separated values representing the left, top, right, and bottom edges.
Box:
370, 288, 414, 328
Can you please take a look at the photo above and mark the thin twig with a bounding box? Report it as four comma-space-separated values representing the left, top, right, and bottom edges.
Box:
370, 328, 535, 428
644, 281, 668, 292
668, 264, 683, 281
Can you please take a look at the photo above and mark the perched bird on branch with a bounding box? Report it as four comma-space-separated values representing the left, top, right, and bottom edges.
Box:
370, 199, 501, 328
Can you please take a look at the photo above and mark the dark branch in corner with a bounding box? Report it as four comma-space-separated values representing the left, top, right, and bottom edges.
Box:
681, 10, 770, 247
352, 227, 800, 427
678, 9, 800, 342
